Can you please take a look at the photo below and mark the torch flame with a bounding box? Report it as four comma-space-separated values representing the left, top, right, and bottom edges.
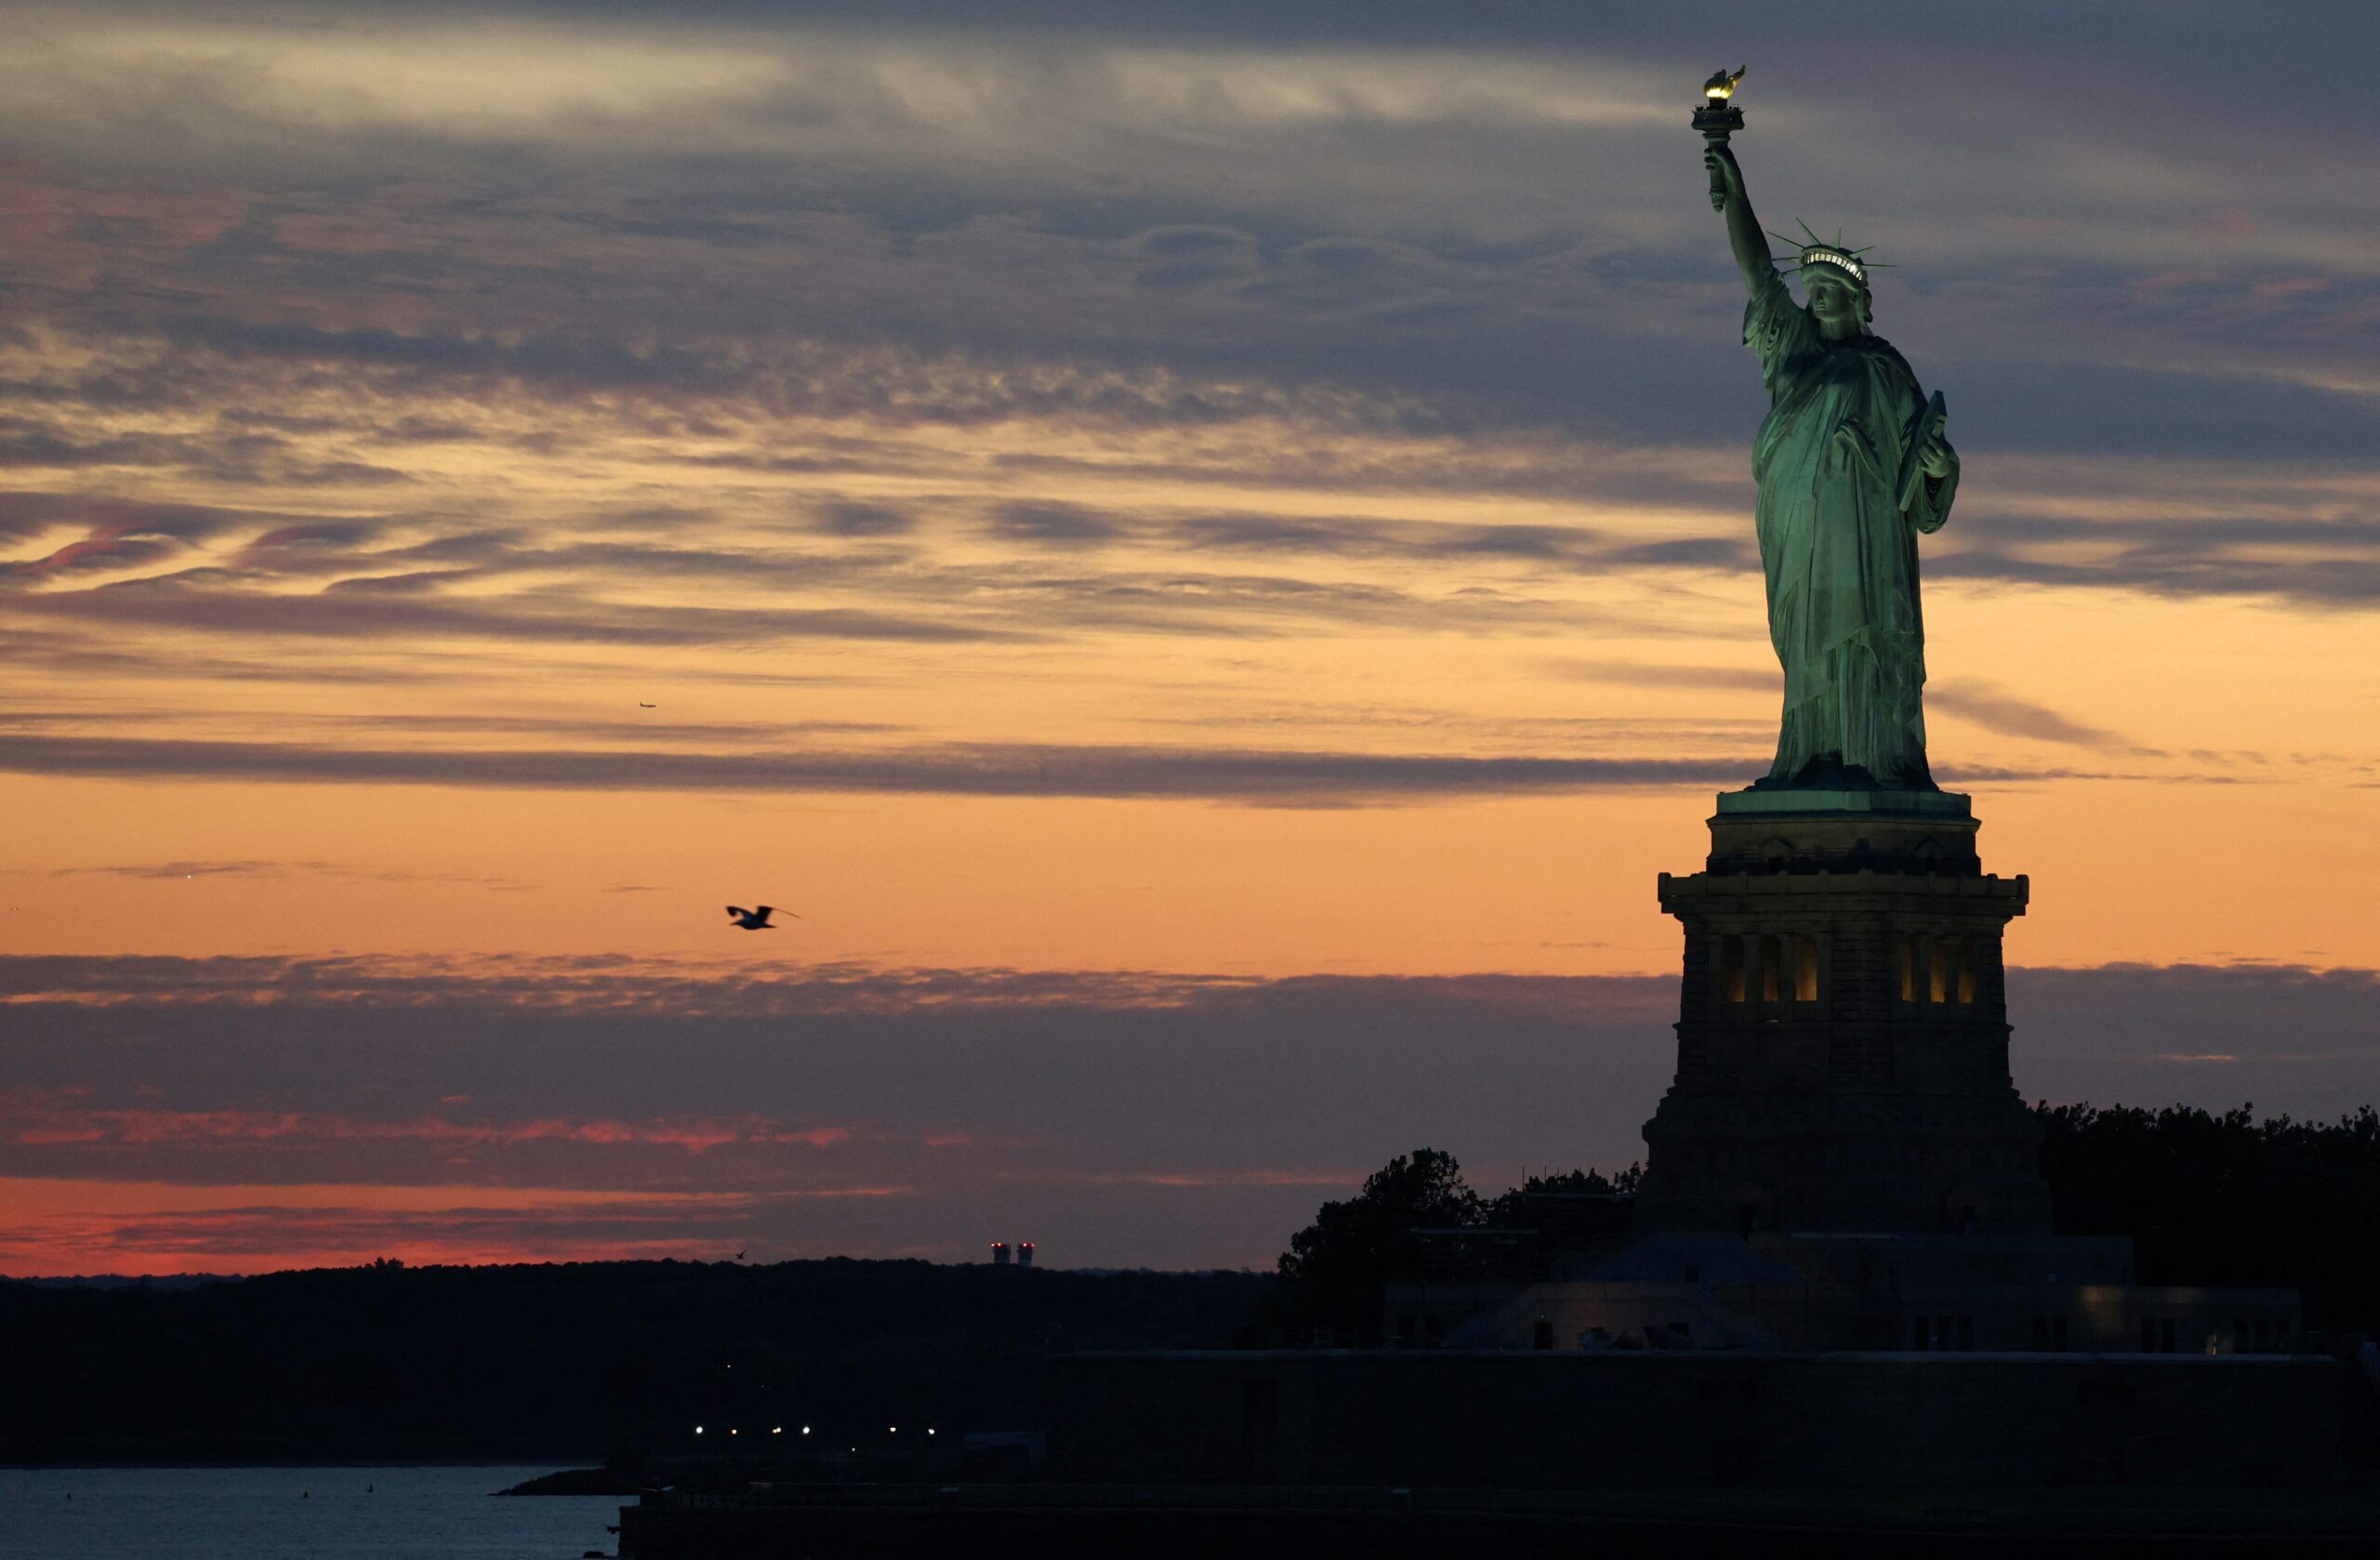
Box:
1703, 66, 1746, 101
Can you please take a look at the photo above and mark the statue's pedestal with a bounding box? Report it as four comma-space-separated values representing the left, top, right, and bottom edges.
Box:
1635, 787, 2053, 1236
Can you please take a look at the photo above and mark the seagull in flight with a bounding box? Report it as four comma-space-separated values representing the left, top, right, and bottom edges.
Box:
639, 702, 656, 708
728, 905, 794, 930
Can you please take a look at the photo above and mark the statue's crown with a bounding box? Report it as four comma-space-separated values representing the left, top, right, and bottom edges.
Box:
1798, 246, 1866, 284
1771, 224, 1886, 288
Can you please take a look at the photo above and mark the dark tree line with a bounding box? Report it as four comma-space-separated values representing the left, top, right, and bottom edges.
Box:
2038, 1102, 2380, 1332
6, 1104, 2370, 1461
0, 1258, 1271, 1464
1270, 1150, 1642, 1342
1276, 1104, 2380, 1343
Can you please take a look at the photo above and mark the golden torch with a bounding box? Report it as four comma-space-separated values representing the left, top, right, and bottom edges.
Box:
1693, 67, 1746, 211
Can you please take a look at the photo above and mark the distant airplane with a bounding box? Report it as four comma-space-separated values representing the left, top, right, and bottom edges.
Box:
728, 906, 795, 930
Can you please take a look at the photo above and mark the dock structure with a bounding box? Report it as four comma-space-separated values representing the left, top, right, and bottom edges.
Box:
615, 1475, 2380, 1557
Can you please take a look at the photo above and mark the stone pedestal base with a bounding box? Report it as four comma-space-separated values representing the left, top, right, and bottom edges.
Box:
1635, 788, 2052, 1237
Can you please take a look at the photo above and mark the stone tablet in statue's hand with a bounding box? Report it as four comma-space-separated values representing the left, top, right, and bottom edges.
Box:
1918, 427, 1954, 480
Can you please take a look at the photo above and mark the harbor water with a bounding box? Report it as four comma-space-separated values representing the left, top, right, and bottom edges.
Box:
0, 1464, 619, 1560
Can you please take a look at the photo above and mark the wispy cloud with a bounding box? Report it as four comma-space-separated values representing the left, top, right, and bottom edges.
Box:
1927, 680, 2126, 747
0, 730, 1758, 801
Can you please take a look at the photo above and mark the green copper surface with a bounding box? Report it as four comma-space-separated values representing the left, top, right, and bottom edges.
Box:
1704, 125, 1959, 792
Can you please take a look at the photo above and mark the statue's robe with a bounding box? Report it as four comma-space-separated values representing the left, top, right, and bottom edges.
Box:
1745, 269, 1957, 790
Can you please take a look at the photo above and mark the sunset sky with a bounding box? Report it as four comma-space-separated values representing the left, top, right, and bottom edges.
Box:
5, 1, 2378, 1275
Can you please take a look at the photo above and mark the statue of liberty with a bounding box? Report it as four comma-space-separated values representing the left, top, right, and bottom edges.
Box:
1704, 133, 1959, 792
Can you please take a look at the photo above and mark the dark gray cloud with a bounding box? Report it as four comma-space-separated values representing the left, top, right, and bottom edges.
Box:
7, 579, 1013, 646
0, 626, 474, 685
809, 500, 919, 538
1541, 659, 1774, 694
1161, 512, 1760, 580
2009, 962, 2380, 1114
41, 860, 310, 879
1943, 357, 2380, 466
985, 501, 1128, 548
0, 952, 2368, 1267
33, 0, 2365, 64
0, 733, 1750, 803
21, 859, 531, 888
0, 494, 250, 582
1933, 546, 2380, 608
1926, 680, 2125, 747
1918, 505, 2380, 611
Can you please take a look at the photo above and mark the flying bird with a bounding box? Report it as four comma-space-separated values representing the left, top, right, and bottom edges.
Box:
728, 905, 795, 930
734, 1249, 747, 1260
639, 701, 655, 708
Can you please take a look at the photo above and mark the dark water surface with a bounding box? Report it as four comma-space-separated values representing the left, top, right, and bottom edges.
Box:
0, 1465, 619, 1559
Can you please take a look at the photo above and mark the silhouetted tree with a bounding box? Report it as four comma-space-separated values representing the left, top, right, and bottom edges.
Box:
1272, 1153, 1647, 1343
2036, 1101, 2380, 1333
1276, 1148, 1481, 1342
1273, 1103, 2380, 1348
1481, 1164, 1642, 1227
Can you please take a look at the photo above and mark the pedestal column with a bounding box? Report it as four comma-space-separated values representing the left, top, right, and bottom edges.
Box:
1634, 789, 2053, 1236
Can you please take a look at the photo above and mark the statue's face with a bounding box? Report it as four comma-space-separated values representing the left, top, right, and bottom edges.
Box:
1803, 271, 1863, 333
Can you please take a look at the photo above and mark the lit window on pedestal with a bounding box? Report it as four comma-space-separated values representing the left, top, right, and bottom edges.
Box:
1930, 938, 1953, 1004
1896, 936, 1915, 1002
1793, 937, 1819, 1003
1719, 937, 1747, 1004
1760, 935, 1782, 1003
1957, 942, 1977, 1005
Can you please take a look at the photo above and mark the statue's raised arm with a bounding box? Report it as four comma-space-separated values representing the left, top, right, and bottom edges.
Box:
1705, 145, 1773, 297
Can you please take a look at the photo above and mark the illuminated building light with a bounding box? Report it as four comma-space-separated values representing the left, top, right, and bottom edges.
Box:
1798, 247, 1867, 283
